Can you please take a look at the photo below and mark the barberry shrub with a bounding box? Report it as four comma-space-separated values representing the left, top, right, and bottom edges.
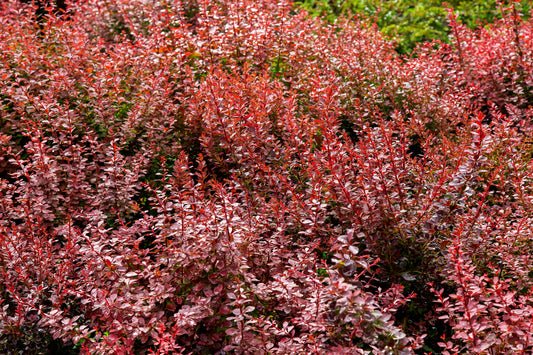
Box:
1, 0, 533, 353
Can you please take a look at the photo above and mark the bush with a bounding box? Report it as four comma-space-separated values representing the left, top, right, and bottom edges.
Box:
1, 0, 533, 353
296, 0, 532, 53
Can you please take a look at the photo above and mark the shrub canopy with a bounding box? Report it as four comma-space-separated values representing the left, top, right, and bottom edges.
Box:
1, 0, 533, 353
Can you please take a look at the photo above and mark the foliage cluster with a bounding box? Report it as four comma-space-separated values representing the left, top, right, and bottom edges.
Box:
1, 0, 533, 353
296, 0, 532, 53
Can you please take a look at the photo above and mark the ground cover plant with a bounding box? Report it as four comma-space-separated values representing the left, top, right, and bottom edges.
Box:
1, 0, 533, 353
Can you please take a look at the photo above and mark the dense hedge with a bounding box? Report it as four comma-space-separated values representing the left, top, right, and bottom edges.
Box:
1, 0, 533, 353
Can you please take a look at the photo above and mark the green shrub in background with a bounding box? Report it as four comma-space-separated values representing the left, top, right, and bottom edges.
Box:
296, 0, 532, 53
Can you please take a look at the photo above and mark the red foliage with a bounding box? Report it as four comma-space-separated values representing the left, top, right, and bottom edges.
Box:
1, 0, 533, 353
